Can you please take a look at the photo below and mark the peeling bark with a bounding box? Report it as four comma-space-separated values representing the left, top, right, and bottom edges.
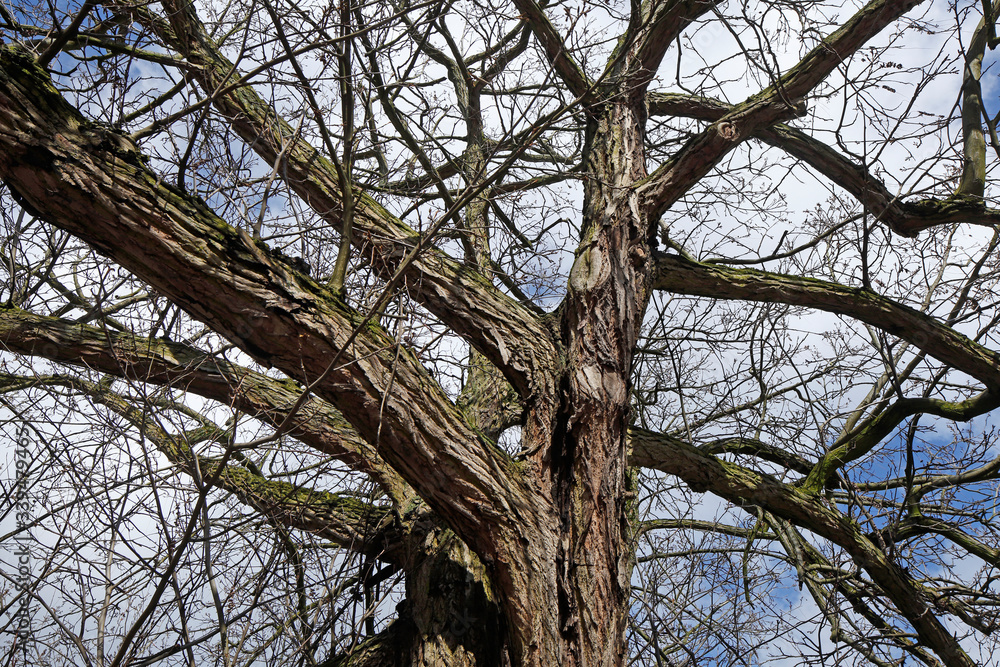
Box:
498, 98, 652, 667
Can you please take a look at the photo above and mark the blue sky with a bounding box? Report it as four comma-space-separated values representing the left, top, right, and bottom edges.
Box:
984, 49, 1000, 118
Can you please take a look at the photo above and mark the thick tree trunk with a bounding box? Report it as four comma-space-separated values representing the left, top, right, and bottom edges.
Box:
497, 98, 652, 666
0, 39, 654, 666
548, 98, 650, 666
264, 95, 657, 667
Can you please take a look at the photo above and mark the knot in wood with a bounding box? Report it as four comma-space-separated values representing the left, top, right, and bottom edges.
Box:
717, 122, 738, 140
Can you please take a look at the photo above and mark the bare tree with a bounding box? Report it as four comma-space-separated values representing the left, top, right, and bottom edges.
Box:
1, 0, 1000, 664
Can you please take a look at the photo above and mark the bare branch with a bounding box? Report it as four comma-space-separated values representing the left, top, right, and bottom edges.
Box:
128, 0, 560, 401
0, 47, 536, 555
506, 0, 591, 97
653, 253, 1000, 391
639, 0, 925, 221
647, 92, 1000, 236
628, 427, 975, 667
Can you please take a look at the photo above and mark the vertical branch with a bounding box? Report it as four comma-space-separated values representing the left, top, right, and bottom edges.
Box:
95, 531, 116, 665
274, 525, 316, 664
176, 99, 209, 192
35, 0, 98, 68
956, 14, 991, 198
983, 0, 998, 45
330, 0, 355, 298
259, 0, 355, 288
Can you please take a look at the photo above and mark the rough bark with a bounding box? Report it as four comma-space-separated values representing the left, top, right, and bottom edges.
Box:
542, 99, 650, 665
5, 299, 987, 666
455, 96, 657, 667
394, 527, 506, 667
0, 45, 540, 595
323, 525, 505, 667
0, 306, 412, 497
122, 0, 561, 404
0, 0, 979, 657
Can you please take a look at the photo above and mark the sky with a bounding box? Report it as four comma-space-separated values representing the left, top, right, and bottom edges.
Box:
983, 48, 1000, 118
4, 0, 1000, 664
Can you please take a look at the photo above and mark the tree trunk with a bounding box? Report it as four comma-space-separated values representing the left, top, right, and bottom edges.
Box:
496, 98, 652, 666
329, 525, 507, 667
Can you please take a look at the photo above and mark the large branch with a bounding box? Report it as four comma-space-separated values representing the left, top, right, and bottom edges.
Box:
639, 0, 925, 221
31, 373, 402, 562
802, 391, 999, 492
653, 253, 1000, 391
0, 306, 415, 502
0, 321, 502, 614
614, 0, 720, 91
628, 428, 974, 667
781, 520, 944, 667
0, 46, 537, 558
128, 0, 558, 403
506, 0, 591, 97
647, 92, 1000, 236
0, 307, 519, 604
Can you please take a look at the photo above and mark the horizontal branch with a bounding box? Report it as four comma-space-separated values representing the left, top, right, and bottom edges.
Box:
803, 391, 999, 492
629, 427, 816, 477
639, 0, 925, 221
647, 92, 1000, 236
638, 517, 776, 541
0, 306, 414, 502
0, 308, 520, 594
897, 517, 1000, 569
653, 253, 1000, 391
